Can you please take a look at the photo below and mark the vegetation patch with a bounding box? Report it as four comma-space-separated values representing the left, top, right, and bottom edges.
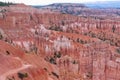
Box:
18, 72, 28, 80
51, 72, 59, 78
0, 2, 15, 6
116, 48, 120, 54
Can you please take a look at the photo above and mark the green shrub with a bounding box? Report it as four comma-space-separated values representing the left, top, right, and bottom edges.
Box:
51, 72, 59, 78
18, 72, 28, 80
116, 48, 120, 54
54, 51, 61, 58
49, 57, 56, 64
6, 50, 10, 55
49, 26, 62, 31
0, 2, 15, 6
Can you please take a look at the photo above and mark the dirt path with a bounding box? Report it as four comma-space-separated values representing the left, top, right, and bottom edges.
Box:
0, 64, 32, 80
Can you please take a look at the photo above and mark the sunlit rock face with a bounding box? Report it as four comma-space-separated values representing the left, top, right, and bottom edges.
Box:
0, 3, 120, 80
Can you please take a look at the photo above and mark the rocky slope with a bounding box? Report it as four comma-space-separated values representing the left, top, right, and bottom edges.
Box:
0, 3, 120, 80
36, 3, 120, 19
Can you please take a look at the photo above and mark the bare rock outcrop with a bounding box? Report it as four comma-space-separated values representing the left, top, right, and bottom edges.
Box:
0, 3, 120, 80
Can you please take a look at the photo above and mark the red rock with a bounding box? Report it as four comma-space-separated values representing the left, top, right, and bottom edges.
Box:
0, 3, 120, 80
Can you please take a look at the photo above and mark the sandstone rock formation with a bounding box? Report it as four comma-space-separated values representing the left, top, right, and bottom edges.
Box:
0, 3, 120, 80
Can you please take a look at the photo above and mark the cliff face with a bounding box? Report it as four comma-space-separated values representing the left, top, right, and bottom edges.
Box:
0, 4, 120, 80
